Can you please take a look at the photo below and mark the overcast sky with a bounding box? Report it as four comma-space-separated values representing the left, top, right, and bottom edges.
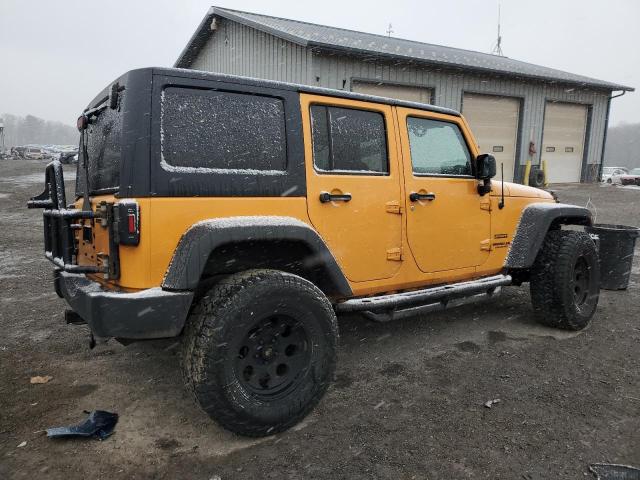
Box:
0, 0, 637, 127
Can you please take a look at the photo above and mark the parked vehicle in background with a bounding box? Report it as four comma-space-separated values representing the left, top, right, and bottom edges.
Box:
24, 147, 47, 160
59, 150, 78, 164
617, 168, 640, 186
28, 67, 600, 437
602, 166, 628, 183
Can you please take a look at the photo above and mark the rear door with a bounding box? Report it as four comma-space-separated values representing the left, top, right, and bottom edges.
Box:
301, 94, 403, 283
397, 107, 490, 273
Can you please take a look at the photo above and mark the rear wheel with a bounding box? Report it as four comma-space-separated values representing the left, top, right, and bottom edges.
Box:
182, 269, 337, 437
530, 230, 600, 330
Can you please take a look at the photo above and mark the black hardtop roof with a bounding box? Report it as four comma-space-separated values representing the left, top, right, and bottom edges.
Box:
94, 67, 461, 117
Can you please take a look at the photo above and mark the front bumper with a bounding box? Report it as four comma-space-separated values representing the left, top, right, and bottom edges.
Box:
58, 271, 193, 340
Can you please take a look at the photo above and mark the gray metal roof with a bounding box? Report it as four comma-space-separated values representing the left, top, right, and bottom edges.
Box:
175, 7, 634, 92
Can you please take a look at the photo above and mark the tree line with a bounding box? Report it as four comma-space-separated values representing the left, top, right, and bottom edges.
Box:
604, 122, 640, 170
1, 113, 78, 147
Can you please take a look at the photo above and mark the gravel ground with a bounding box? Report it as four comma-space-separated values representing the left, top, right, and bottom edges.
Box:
1, 159, 639, 479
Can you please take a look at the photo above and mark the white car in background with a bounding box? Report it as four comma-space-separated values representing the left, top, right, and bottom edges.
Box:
602, 166, 628, 184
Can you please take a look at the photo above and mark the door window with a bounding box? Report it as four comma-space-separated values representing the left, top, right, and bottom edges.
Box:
407, 117, 471, 176
310, 105, 388, 174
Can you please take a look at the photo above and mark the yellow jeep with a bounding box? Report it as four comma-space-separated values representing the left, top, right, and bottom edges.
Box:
29, 68, 599, 437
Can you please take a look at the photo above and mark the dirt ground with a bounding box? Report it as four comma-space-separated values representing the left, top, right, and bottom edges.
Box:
1, 159, 639, 479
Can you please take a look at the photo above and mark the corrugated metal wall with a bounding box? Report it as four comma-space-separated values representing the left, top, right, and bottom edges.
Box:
190, 19, 610, 182
191, 18, 314, 84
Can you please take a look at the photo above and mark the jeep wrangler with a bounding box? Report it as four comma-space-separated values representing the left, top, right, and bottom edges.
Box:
28, 67, 599, 437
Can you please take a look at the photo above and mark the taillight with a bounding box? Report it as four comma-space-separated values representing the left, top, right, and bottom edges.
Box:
117, 201, 140, 246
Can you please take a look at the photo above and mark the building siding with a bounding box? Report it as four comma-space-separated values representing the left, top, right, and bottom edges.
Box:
189, 19, 610, 182
191, 18, 314, 85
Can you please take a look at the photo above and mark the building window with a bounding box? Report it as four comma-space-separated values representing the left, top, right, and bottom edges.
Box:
161, 87, 287, 172
406, 117, 471, 176
493, 146, 504, 153
565, 146, 574, 153
310, 105, 388, 174
546, 146, 556, 153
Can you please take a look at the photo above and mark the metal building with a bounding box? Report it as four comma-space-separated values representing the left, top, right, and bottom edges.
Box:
175, 7, 634, 184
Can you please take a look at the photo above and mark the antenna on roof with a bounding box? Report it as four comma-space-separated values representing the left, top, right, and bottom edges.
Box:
386, 23, 394, 37
491, 3, 504, 56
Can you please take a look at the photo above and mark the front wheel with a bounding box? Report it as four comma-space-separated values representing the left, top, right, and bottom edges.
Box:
530, 230, 600, 330
182, 269, 338, 437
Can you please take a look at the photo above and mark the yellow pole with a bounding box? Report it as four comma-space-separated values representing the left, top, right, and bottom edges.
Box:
523, 160, 531, 186
541, 160, 548, 187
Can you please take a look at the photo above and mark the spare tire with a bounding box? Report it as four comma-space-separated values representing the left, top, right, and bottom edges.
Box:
529, 166, 545, 187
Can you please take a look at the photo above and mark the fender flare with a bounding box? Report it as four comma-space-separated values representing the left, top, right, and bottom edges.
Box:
162, 216, 352, 296
505, 203, 592, 269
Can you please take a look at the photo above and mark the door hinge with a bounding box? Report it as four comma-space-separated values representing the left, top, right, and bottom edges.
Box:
386, 247, 403, 261
480, 198, 492, 211
385, 201, 403, 215
480, 239, 491, 251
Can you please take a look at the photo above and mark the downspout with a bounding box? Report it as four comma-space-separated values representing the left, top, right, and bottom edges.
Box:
598, 90, 627, 182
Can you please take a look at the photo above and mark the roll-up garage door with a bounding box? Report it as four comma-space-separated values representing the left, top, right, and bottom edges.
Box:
542, 102, 588, 183
351, 81, 432, 104
462, 93, 520, 183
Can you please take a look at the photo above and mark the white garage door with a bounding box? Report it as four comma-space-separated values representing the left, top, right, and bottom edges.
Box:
351, 81, 432, 104
542, 102, 588, 183
462, 93, 520, 183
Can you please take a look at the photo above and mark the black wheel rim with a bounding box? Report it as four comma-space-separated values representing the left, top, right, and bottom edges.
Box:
234, 315, 311, 397
573, 257, 590, 305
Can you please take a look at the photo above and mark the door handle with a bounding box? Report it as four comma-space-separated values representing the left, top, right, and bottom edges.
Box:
319, 191, 352, 203
409, 192, 436, 202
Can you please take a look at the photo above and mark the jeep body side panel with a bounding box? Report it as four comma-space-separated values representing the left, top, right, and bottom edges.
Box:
149, 73, 306, 197
505, 203, 592, 269
162, 216, 352, 297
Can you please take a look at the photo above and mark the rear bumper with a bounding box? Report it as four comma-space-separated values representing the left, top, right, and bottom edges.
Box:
58, 271, 193, 340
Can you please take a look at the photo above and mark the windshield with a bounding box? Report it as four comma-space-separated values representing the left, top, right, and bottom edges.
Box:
75, 92, 124, 195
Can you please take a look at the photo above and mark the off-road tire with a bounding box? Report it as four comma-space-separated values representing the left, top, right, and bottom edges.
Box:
530, 230, 599, 330
181, 269, 338, 437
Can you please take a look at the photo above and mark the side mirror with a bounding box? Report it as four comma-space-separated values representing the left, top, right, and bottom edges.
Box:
476, 154, 496, 196
476, 154, 496, 180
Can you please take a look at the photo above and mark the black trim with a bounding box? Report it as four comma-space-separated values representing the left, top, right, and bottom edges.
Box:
505, 203, 592, 269
162, 216, 352, 297
58, 272, 193, 340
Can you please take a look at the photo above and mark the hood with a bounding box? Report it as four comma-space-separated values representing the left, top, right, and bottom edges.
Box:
490, 181, 554, 199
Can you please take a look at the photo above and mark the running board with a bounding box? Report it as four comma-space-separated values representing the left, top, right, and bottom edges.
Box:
335, 274, 512, 319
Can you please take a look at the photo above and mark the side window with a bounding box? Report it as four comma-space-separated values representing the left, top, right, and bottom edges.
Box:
161, 87, 286, 171
310, 105, 388, 174
407, 117, 472, 176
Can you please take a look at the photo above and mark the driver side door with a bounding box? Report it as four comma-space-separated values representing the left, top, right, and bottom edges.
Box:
397, 108, 491, 273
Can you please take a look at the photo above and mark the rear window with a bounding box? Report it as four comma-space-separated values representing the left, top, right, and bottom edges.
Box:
160, 87, 287, 172
77, 92, 124, 194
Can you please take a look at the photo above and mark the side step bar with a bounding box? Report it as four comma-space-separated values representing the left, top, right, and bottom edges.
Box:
335, 274, 512, 322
